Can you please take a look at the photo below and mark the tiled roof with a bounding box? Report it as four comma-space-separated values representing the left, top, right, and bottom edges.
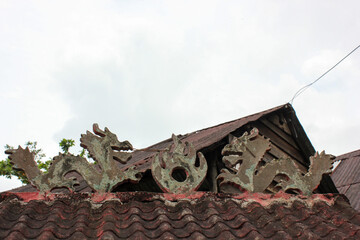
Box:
332, 149, 360, 211
0, 192, 360, 239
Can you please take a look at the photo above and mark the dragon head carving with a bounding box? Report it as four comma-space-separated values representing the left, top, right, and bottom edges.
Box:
80, 123, 133, 164
5, 123, 141, 193
221, 128, 271, 170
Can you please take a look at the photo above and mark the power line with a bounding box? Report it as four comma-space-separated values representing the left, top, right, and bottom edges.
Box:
289, 44, 360, 104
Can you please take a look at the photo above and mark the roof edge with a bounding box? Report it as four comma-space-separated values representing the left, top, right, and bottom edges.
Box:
0, 191, 347, 208
187, 104, 288, 135
335, 149, 360, 162
134, 104, 289, 152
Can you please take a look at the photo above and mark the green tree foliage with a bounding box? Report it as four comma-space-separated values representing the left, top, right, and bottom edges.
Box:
0, 139, 79, 184
59, 138, 75, 154
59, 138, 88, 158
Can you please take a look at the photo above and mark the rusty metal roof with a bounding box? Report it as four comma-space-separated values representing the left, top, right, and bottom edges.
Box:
126, 104, 289, 171
1, 192, 359, 239
332, 149, 360, 211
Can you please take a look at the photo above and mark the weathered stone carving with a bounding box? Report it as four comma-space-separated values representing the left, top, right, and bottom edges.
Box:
217, 128, 334, 195
151, 134, 208, 193
6, 124, 141, 193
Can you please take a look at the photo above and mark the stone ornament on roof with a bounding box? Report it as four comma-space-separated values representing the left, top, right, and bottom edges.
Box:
6, 124, 141, 193
151, 134, 208, 193
217, 128, 335, 195
5, 124, 334, 196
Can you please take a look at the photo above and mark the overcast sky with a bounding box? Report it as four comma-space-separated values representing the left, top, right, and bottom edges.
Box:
0, 1, 359, 191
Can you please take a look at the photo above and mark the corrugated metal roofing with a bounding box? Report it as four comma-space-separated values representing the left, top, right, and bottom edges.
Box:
331, 149, 360, 211
125, 104, 287, 171
345, 183, 360, 211
335, 156, 360, 187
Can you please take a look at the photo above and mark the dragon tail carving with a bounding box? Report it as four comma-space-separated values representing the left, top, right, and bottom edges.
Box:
218, 128, 334, 195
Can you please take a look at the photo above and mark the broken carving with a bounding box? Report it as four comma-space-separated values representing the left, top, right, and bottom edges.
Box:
151, 134, 208, 193
217, 128, 334, 195
6, 124, 141, 193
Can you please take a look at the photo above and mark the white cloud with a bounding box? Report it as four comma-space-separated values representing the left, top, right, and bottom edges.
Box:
0, 177, 23, 192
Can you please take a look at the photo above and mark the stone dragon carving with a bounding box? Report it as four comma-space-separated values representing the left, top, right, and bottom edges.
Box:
5, 124, 141, 193
217, 128, 334, 195
151, 134, 208, 193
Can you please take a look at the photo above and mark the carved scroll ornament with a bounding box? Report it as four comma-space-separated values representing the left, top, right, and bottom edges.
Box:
6, 124, 142, 193
151, 134, 208, 193
217, 128, 334, 195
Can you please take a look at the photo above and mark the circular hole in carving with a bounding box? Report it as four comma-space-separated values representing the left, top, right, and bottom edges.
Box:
172, 168, 187, 182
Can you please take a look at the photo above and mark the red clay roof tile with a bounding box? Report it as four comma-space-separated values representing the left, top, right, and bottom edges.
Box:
0, 192, 359, 239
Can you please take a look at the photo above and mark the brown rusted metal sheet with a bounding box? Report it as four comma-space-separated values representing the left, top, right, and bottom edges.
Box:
217, 128, 334, 195
151, 134, 207, 193
126, 104, 289, 172
331, 149, 360, 211
332, 150, 360, 187
344, 183, 360, 211
6, 124, 142, 193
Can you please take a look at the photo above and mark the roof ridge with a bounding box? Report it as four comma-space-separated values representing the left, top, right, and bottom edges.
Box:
182, 104, 289, 136
133, 104, 289, 151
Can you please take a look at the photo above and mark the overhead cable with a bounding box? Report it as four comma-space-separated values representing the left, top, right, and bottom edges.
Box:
290, 44, 360, 104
